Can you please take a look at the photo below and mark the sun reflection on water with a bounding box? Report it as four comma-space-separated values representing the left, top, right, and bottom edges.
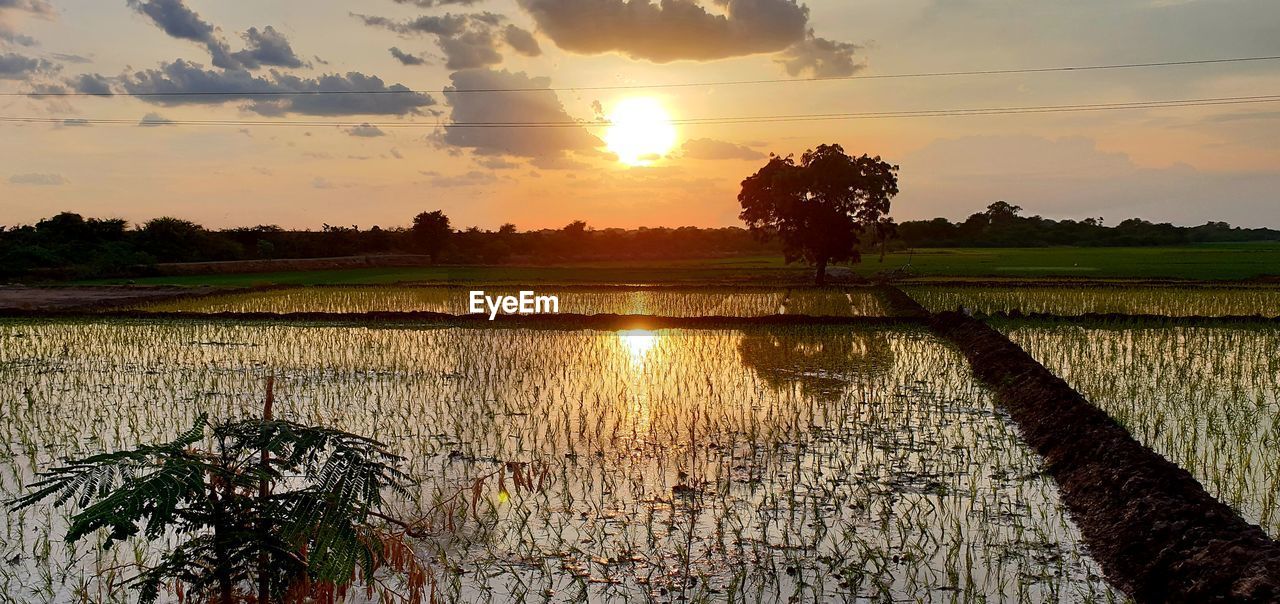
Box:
618, 329, 658, 367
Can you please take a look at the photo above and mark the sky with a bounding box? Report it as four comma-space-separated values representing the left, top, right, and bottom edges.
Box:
1, 0, 1278, 230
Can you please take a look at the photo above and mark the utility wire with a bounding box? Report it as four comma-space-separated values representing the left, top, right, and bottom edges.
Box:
4, 55, 1280, 97
2, 94, 1277, 128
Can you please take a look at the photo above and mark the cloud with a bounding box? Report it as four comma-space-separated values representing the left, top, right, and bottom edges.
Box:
345, 123, 385, 137
50, 52, 90, 63
0, 0, 54, 17
127, 0, 240, 69
69, 72, 111, 94
502, 24, 541, 57
355, 12, 536, 70
311, 176, 334, 189
516, 0, 809, 62
477, 156, 519, 170
392, 0, 483, 6
429, 170, 498, 187
0, 51, 56, 78
138, 111, 174, 126
680, 138, 765, 160
530, 154, 591, 170
776, 32, 862, 78
389, 46, 428, 65
231, 26, 305, 69
439, 68, 601, 158
9, 172, 67, 185
114, 59, 436, 116
0, 24, 37, 47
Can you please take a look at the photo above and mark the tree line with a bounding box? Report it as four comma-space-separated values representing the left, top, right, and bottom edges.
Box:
2, 203, 1276, 281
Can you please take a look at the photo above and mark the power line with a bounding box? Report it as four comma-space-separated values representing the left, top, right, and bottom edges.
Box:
3, 94, 1277, 128
5, 55, 1280, 98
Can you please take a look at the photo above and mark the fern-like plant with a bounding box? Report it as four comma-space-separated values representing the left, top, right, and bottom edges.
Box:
9, 378, 428, 604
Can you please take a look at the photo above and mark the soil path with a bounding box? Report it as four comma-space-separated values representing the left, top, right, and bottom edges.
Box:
927, 306, 1280, 602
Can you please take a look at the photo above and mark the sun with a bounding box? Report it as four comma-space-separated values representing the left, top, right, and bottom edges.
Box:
604, 97, 677, 166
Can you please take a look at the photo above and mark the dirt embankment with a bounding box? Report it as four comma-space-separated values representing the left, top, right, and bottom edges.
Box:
988, 311, 1280, 325
931, 310, 1280, 603
0, 308, 927, 330
0, 286, 224, 311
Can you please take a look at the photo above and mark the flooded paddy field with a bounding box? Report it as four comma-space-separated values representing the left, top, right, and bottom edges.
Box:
905, 285, 1280, 318
121, 286, 889, 318
1000, 321, 1280, 536
0, 319, 1119, 603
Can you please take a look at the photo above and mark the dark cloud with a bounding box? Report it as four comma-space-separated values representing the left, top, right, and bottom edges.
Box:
70, 72, 111, 94
231, 26, 306, 69
138, 111, 174, 126
776, 32, 861, 77
0, 51, 56, 78
439, 68, 600, 158
502, 24, 541, 56
345, 123, 385, 137
127, 0, 239, 69
516, 0, 809, 62
128, 0, 308, 72
389, 46, 428, 65
50, 52, 91, 63
355, 11, 535, 70
680, 138, 765, 160
437, 28, 502, 69
9, 172, 67, 185
0, 25, 37, 47
114, 59, 436, 116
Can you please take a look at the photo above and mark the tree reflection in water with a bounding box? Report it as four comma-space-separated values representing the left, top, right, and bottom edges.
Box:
736, 327, 895, 397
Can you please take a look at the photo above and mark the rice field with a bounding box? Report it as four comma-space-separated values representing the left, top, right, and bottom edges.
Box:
1000, 322, 1280, 536
905, 285, 1280, 317
0, 319, 1120, 603
124, 286, 889, 317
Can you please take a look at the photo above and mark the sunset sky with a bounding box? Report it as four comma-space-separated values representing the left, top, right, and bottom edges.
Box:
1, 0, 1278, 230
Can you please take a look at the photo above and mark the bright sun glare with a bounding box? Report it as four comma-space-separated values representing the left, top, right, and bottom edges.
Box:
604, 97, 677, 166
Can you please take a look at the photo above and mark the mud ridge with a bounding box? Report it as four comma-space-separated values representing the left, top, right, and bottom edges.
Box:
0, 309, 926, 330
987, 311, 1280, 325
930, 310, 1280, 602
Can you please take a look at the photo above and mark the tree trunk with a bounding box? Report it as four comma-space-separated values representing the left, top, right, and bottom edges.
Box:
258, 376, 275, 604
814, 257, 828, 286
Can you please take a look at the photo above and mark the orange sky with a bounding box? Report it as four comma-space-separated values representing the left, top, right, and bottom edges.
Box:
1, 0, 1279, 229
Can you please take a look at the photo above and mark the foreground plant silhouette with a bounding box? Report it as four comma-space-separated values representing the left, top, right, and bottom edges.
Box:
9, 378, 427, 604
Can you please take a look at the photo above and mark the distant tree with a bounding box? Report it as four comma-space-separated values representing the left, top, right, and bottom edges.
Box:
411, 210, 451, 261
138, 217, 209, 262
872, 216, 897, 262
498, 223, 518, 235
984, 201, 1023, 223
562, 220, 588, 237
739, 144, 899, 284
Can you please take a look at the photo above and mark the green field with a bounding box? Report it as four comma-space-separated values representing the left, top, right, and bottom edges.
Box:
79, 243, 1280, 287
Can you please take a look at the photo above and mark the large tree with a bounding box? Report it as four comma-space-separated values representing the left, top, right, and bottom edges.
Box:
410, 210, 451, 262
738, 144, 899, 285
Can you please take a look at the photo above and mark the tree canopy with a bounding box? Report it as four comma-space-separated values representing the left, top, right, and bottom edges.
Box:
739, 144, 899, 284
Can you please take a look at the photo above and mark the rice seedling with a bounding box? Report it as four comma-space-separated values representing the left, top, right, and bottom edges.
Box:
123, 286, 889, 318
1001, 321, 1280, 536
0, 319, 1119, 602
906, 285, 1280, 318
